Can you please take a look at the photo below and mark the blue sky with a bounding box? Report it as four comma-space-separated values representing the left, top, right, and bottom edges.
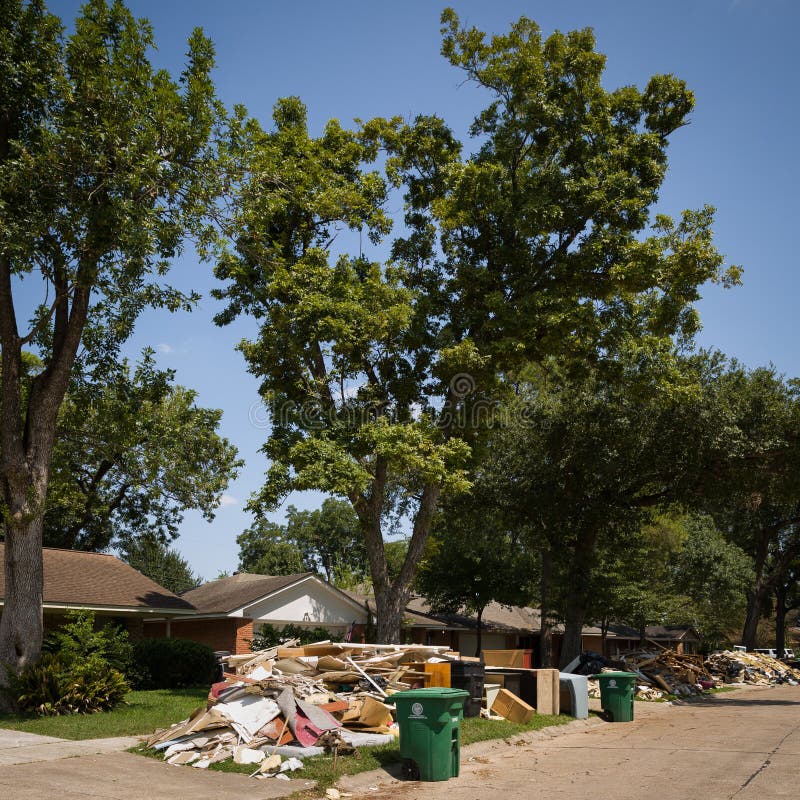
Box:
44, 0, 800, 579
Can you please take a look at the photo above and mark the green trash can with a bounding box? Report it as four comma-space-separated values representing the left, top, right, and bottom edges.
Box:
392, 687, 469, 781
592, 671, 636, 722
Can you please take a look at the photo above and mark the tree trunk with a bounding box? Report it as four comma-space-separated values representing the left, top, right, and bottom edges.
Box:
560, 588, 588, 669
364, 481, 440, 643
475, 606, 484, 658
0, 516, 45, 674
539, 547, 553, 668
374, 586, 408, 644
558, 528, 596, 668
742, 582, 771, 649
775, 584, 787, 659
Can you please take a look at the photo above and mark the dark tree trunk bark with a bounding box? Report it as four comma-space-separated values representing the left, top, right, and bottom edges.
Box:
539, 547, 553, 668
0, 515, 45, 672
558, 528, 596, 669
560, 594, 587, 669
775, 584, 787, 659
374, 586, 408, 644
1, 247, 89, 694
741, 583, 770, 649
475, 606, 484, 657
353, 462, 441, 643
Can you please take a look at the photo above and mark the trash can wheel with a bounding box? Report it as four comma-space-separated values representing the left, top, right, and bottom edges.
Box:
402, 758, 420, 780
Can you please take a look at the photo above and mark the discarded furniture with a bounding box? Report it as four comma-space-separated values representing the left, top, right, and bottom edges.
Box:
558, 673, 589, 719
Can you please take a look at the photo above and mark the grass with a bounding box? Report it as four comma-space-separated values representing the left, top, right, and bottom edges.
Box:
0, 687, 207, 740
133, 711, 573, 793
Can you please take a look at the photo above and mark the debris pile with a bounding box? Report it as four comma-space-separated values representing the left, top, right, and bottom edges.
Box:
705, 650, 800, 686
145, 640, 465, 777
621, 650, 713, 698
587, 648, 800, 700
580, 650, 712, 699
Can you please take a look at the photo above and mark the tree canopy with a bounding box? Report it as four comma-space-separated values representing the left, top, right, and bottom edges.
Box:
211, 10, 734, 641
121, 538, 201, 595
237, 499, 369, 583
416, 486, 537, 656
0, 0, 219, 677
43, 351, 241, 552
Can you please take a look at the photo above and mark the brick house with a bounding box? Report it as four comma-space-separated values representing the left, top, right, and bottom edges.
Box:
144, 571, 370, 654
0, 544, 194, 638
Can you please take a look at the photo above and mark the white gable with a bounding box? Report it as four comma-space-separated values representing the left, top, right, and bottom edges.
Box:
240, 577, 367, 627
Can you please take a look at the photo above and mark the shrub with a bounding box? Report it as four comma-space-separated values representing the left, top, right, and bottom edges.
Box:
42, 610, 136, 680
9, 654, 129, 716
132, 638, 216, 689
249, 623, 343, 651
4, 610, 133, 715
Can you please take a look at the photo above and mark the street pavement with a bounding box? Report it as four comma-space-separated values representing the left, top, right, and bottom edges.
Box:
340, 683, 800, 800
2, 684, 799, 799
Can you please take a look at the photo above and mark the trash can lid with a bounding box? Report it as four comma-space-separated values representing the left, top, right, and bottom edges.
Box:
591, 671, 637, 680
391, 687, 470, 700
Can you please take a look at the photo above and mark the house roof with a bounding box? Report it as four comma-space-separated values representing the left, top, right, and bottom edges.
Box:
342, 591, 456, 629
180, 571, 314, 615
0, 544, 193, 612
405, 598, 542, 633
644, 625, 701, 642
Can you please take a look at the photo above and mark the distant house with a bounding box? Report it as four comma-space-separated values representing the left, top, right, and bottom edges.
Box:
0, 544, 194, 638
144, 571, 370, 654
642, 625, 701, 654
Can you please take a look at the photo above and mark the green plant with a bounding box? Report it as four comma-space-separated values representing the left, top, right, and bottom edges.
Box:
43, 610, 136, 680
132, 638, 216, 689
249, 623, 343, 651
9, 654, 129, 716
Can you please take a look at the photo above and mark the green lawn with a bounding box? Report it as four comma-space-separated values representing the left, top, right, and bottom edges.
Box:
0, 687, 207, 740
134, 711, 573, 792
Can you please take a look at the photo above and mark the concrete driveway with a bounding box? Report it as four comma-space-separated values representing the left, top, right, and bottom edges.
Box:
340, 684, 800, 800
0, 729, 314, 799
0, 728, 139, 766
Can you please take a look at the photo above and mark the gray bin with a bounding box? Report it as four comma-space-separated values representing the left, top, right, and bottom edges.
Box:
559, 674, 589, 719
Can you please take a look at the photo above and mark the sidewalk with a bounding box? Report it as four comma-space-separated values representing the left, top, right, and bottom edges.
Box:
337, 685, 800, 800
0, 727, 140, 766
337, 713, 606, 794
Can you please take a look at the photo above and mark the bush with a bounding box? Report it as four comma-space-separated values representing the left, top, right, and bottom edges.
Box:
4, 610, 133, 715
42, 609, 137, 681
9, 654, 129, 716
132, 638, 216, 689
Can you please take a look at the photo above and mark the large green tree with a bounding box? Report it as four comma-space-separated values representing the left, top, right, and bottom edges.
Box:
237, 520, 305, 576
43, 351, 240, 551
486, 351, 742, 666
121, 537, 200, 595
415, 490, 537, 657
237, 499, 368, 583
693, 363, 800, 648
212, 11, 733, 642
668, 515, 753, 648
0, 0, 218, 678
285, 500, 368, 584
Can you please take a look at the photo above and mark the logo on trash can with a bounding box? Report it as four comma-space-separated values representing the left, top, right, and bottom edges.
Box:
609, 679, 617, 688
411, 702, 424, 718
